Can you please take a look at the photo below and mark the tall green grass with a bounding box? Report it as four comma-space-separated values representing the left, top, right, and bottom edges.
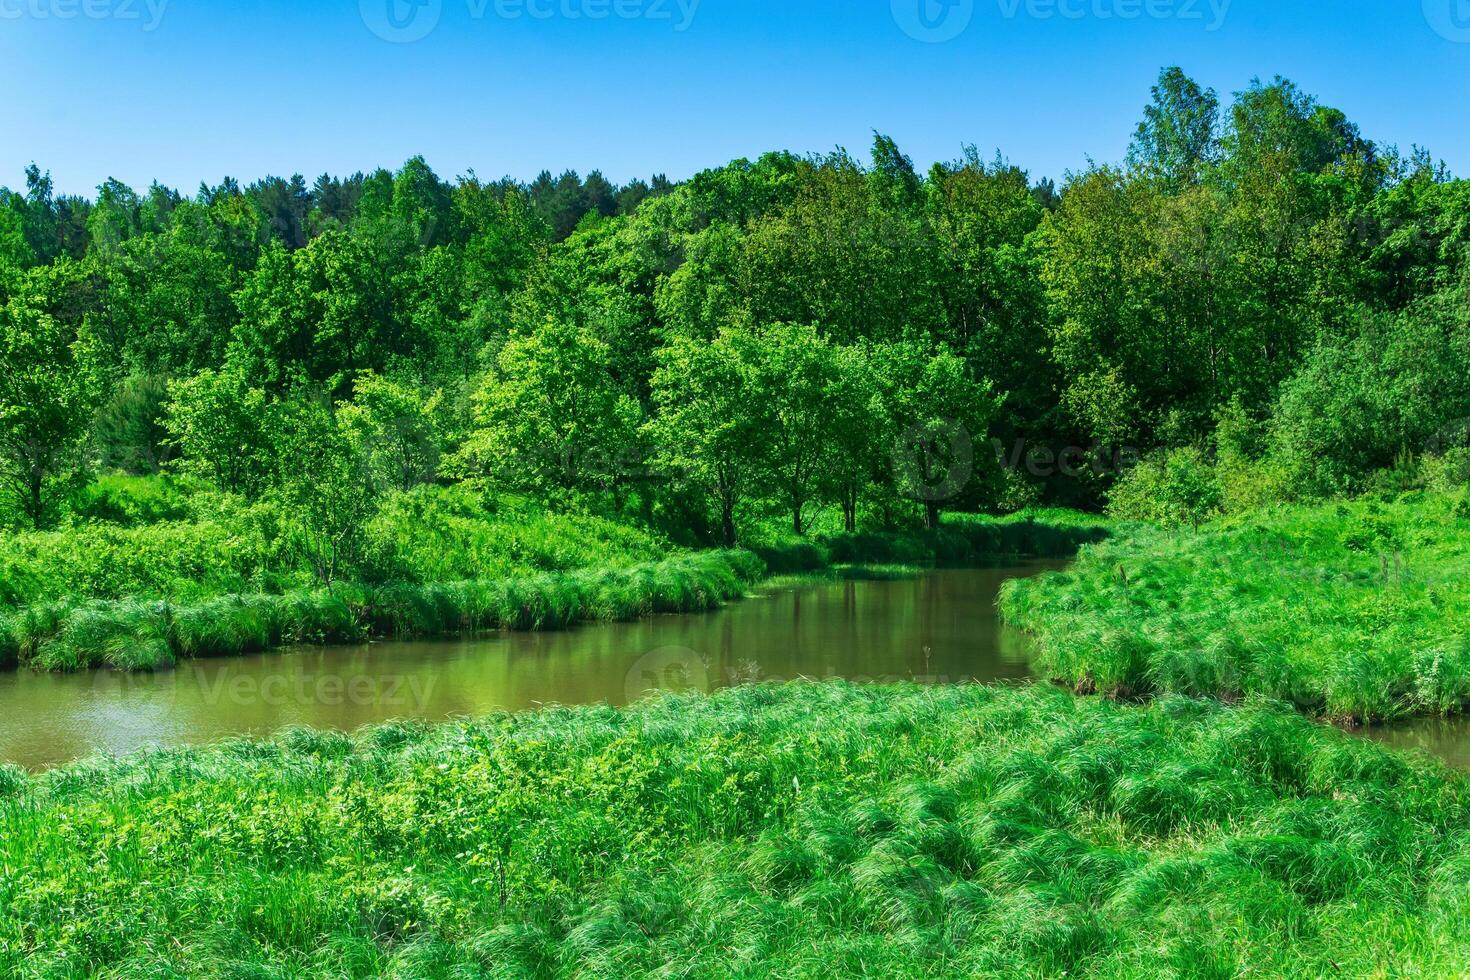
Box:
0, 483, 673, 612
4, 682, 1470, 976
1002, 492, 1470, 723
16, 551, 765, 673
0, 610, 16, 670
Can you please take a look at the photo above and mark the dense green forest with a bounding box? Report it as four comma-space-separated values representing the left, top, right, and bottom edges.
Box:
2, 67, 1468, 608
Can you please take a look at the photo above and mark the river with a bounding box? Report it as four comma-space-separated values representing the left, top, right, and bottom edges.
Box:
0, 562, 1062, 769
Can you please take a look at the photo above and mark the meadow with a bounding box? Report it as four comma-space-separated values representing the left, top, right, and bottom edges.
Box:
1002, 491, 1470, 723
4, 681, 1469, 977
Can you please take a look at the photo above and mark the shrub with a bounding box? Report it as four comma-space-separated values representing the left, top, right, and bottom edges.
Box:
1106, 447, 1222, 528
0, 611, 15, 669
1265, 292, 1470, 496
68, 474, 193, 527
1422, 449, 1470, 493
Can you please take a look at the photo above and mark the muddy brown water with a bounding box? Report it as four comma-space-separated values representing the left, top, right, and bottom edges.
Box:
1357, 717, 1470, 770
0, 563, 1063, 769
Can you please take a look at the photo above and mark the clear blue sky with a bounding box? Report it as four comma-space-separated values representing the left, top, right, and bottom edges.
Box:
2, 0, 1467, 196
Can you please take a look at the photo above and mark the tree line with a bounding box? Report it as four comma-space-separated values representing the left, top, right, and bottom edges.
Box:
2, 67, 1467, 552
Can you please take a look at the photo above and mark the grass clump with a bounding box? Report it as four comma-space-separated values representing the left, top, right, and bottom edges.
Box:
5, 682, 1470, 976
15, 551, 766, 672
1002, 492, 1470, 723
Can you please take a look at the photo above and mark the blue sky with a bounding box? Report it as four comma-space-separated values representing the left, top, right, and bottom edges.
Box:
2, 0, 1467, 196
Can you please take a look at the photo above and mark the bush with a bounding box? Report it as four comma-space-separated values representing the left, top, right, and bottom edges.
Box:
1107, 447, 1223, 528
68, 474, 193, 527
359, 485, 669, 583
821, 511, 1108, 566
0, 611, 16, 669
1265, 291, 1470, 496
0, 485, 674, 614
1422, 449, 1470, 493
0, 516, 288, 609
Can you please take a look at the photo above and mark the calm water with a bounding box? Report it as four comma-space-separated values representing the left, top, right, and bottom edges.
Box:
0, 563, 1060, 769
1357, 718, 1470, 770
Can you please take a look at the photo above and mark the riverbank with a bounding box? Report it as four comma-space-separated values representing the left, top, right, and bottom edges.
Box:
0, 563, 1052, 769
5, 681, 1469, 976
0, 510, 1107, 673
1001, 491, 1470, 724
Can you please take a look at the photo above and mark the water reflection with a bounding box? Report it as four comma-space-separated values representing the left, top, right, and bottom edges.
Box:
0, 563, 1060, 769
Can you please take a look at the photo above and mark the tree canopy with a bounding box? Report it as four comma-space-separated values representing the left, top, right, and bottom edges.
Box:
2, 66, 1465, 550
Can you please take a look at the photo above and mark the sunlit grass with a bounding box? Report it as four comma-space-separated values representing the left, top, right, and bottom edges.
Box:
14, 551, 765, 672
3, 510, 1104, 674
1002, 492, 1470, 723
3, 682, 1469, 976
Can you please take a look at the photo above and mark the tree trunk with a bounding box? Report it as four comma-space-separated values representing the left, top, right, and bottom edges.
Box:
842, 484, 858, 533
721, 498, 737, 549
27, 469, 43, 530
925, 500, 941, 531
